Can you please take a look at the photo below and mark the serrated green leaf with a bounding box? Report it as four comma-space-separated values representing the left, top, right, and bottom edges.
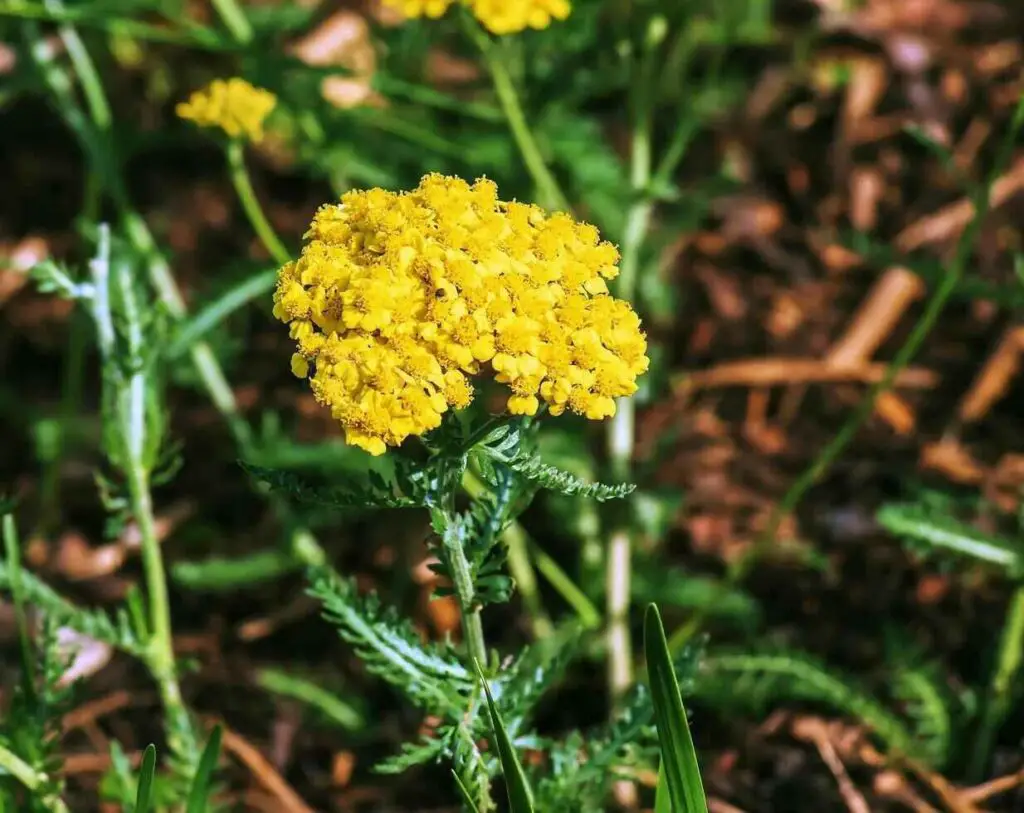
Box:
476, 425, 633, 502
185, 725, 222, 813
877, 502, 1022, 574
644, 605, 707, 813
133, 744, 157, 813
241, 462, 424, 509
476, 663, 534, 813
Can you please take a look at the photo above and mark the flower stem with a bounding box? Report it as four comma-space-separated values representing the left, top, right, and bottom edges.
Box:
465, 20, 569, 212
604, 19, 659, 711
441, 515, 489, 669
970, 583, 1024, 779
89, 226, 186, 745
226, 140, 291, 266
0, 743, 69, 813
209, 0, 252, 44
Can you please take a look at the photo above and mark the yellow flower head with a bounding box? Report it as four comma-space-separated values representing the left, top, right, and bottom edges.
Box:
274, 174, 648, 455
383, 0, 571, 33
469, 0, 571, 34
176, 78, 277, 143
385, 0, 457, 19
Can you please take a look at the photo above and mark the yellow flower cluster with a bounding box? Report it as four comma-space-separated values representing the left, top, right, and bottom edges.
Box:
385, 0, 571, 34
176, 78, 277, 143
274, 174, 648, 456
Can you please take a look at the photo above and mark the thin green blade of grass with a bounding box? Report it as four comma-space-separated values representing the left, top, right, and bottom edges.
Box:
644, 604, 707, 813
185, 724, 222, 813
475, 662, 534, 813
257, 668, 364, 731
654, 764, 673, 813
2, 512, 36, 702
133, 744, 158, 813
167, 268, 276, 358
452, 770, 483, 813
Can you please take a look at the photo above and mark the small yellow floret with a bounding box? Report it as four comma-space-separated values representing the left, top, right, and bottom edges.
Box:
176, 78, 277, 143
274, 174, 648, 455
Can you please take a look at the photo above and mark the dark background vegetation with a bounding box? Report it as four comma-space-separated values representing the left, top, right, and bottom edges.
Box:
5, 0, 1024, 810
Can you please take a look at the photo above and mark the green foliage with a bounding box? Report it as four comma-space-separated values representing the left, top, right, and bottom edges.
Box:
134, 745, 158, 813
0, 559, 146, 657
477, 665, 536, 813
0, 619, 72, 813
696, 649, 914, 756
307, 566, 471, 715
644, 605, 707, 813
475, 423, 634, 502
893, 668, 955, 768
256, 668, 365, 731
877, 498, 1023, 575
185, 725, 223, 813
240, 460, 428, 510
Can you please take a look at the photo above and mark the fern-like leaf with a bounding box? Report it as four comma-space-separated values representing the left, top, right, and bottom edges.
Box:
893, 668, 954, 768
307, 566, 470, 714
475, 425, 633, 502
696, 649, 913, 755
374, 737, 447, 775
0, 563, 146, 657
877, 502, 1022, 574
242, 463, 426, 509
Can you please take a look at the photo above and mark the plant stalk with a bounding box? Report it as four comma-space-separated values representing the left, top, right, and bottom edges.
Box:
210, 0, 253, 44
604, 19, 659, 711
970, 583, 1024, 779
0, 743, 69, 813
465, 20, 569, 212
438, 508, 489, 670
226, 140, 291, 266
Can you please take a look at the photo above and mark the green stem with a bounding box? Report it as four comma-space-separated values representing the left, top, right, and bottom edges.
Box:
3, 514, 36, 703
465, 20, 569, 212
209, 0, 252, 43
604, 17, 661, 711
226, 140, 291, 266
0, 743, 68, 813
970, 583, 1024, 778
90, 226, 186, 739
438, 506, 489, 669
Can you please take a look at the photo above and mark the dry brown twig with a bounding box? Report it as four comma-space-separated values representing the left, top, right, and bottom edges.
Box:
219, 723, 317, 813
676, 359, 937, 391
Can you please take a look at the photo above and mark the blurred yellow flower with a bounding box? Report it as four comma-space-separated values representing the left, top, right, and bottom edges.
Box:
470, 0, 571, 34
383, 0, 571, 33
176, 78, 277, 143
274, 174, 647, 455
385, 0, 456, 20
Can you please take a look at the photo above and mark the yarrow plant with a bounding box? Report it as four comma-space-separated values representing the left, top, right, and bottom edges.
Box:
175, 77, 277, 143
386, 0, 571, 34
274, 174, 648, 456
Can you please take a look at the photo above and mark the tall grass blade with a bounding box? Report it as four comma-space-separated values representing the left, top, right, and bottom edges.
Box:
475, 663, 535, 813
133, 744, 157, 813
3, 512, 36, 701
185, 724, 222, 813
452, 770, 483, 813
654, 764, 673, 813
644, 604, 707, 813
